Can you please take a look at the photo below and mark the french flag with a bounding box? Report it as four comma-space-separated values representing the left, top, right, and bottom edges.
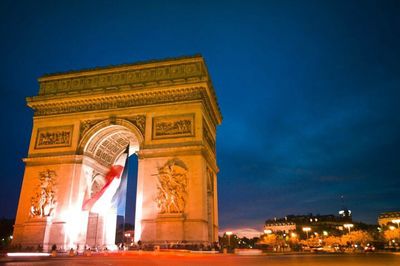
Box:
83, 147, 129, 215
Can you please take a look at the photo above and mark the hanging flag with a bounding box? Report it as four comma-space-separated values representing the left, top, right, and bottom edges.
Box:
111, 147, 129, 216
82, 146, 129, 213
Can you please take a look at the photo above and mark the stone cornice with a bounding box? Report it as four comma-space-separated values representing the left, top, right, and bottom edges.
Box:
28, 86, 221, 126
23, 155, 83, 166
138, 143, 218, 173
40, 54, 204, 80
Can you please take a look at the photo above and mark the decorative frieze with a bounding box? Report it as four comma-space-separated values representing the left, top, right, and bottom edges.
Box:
30, 169, 57, 218
155, 159, 188, 214
31, 88, 206, 116
39, 62, 205, 95
152, 114, 194, 139
35, 126, 73, 149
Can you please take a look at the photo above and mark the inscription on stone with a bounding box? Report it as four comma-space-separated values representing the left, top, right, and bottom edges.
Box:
35, 126, 73, 149
152, 114, 195, 139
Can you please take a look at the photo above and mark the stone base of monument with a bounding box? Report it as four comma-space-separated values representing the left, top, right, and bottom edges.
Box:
14, 217, 51, 250
156, 213, 185, 241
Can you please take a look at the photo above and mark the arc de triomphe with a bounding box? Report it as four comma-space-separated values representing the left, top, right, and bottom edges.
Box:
12, 55, 222, 251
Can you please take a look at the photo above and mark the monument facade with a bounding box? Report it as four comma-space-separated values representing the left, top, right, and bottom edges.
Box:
12, 55, 222, 251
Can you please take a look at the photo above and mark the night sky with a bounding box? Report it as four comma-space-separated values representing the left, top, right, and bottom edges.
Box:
1, 0, 399, 231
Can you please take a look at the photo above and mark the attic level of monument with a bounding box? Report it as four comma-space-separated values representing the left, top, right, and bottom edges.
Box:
28, 55, 222, 126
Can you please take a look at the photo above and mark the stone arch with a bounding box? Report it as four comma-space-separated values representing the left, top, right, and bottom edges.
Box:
78, 118, 144, 156
79, 122, 142, 249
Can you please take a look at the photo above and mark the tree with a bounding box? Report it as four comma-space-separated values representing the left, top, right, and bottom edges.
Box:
238, 237, 259, 248
259, 234, 279, 246
323, 235, 341, 246
341, 230, 372, 246
258, 233, 288, 251
300, 235, 320, 247
383, 228, 400, 242
0, 218, 14, 250
219, 233, 239, 249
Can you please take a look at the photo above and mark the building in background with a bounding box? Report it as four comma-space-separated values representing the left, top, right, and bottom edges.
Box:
264, 209, 353, 238
378, 212, 400, 227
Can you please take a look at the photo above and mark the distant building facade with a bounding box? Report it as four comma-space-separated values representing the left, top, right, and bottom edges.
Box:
378, 212, 400, 226
264, 210, 352, 237
264, 221, 296, 233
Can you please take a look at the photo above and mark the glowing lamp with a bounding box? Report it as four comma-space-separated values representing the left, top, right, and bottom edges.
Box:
343, 223, 354, 233
302, 227, 311, 238
392, 219, 400, 228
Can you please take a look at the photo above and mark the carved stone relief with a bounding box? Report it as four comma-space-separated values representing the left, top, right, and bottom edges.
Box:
206, 166, 215, 194
30, 169, 57, 218
35, 126, 73, 149
126, 115, 146, 136
155, 159, 188, 214
39, 62, 205, 95
203, 120, 216, 154
79, 119, 102, 141
152, 114, 194, 139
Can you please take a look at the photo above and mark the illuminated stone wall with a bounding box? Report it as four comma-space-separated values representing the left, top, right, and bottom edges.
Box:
13, 55, 222, 250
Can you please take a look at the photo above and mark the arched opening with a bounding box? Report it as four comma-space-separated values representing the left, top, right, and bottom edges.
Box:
79, 122, 141, 250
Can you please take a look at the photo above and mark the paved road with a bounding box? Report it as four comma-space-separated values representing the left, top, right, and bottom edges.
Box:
2, 252, 400, 266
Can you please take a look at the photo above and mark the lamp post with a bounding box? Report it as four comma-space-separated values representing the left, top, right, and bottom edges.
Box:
302, 227, 311, 239
392, 219, 400, 228
344, 224, 354, 233
226, 231, 233, 250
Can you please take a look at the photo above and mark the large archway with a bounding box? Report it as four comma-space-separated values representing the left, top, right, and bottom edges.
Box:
79, 121, 141, 250
13, 55, 222, 251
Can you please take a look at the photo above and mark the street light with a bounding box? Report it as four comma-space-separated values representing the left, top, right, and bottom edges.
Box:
392, 219, 400, 228
264, 229, 272, 235
226, 231, 233, 249
344, 224, 354, 233
302, 227, 311, 239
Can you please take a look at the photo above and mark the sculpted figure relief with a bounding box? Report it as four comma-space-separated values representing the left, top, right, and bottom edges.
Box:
30, 169, 57, 218
126, 115, 146, 135
155, 159, 188, 214
38, 131, 70, 146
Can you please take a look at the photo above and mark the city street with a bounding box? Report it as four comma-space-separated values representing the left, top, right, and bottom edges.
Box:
2, 252, 400, 266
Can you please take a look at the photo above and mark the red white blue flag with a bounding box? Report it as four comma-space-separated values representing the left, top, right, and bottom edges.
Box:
82, 147, 129, 214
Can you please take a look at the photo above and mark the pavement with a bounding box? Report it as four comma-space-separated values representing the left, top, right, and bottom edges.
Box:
1, 251, 400, 265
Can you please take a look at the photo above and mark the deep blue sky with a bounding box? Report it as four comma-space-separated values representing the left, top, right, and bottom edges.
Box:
1, 0, 399, 230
